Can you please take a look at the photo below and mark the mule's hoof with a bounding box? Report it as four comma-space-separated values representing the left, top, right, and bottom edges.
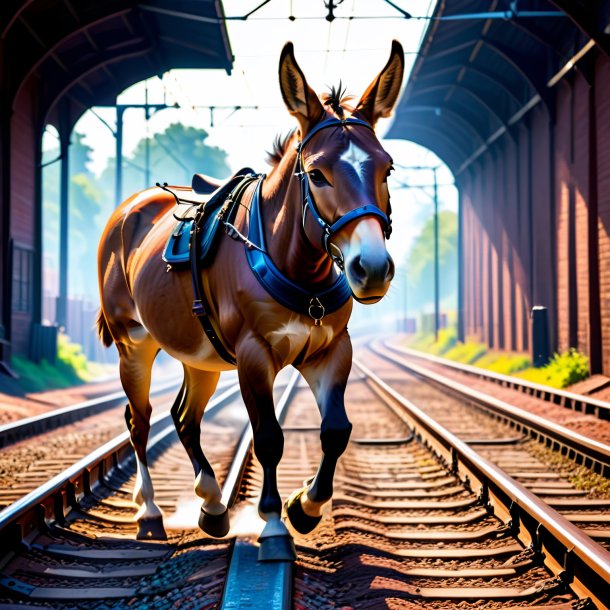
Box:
258, 535, 297, 562
137, 516, 167, 541
285, 489, 322, 535
198, 507, 230, 538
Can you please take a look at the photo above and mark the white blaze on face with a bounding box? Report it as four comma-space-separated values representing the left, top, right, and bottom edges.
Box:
340, 142, 370, 182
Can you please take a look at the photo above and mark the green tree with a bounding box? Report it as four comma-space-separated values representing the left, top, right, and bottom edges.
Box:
406, 210, 458, 313
43, 133, 104, 299
99, 123, 231, 203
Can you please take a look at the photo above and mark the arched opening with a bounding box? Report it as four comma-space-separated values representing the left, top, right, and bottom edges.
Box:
41, 125, 61, 326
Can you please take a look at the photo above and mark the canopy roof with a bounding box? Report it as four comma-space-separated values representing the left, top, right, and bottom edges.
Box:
386, 0, 610, 175
1, 0, 233, 128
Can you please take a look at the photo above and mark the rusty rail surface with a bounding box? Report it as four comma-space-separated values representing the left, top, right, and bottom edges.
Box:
219, 369, 300, 610
384, 340, 610, 420
372, 341, 610, 476
0, 377, 188, 448
0, 368, 300, 610
0, 383, 241, 546
354, 358, 610, 610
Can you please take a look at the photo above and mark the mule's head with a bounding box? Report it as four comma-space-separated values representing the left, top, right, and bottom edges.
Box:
279, 41, 404, 303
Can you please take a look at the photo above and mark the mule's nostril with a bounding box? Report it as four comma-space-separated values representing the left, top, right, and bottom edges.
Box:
386, 256, 395, 281
348, 255, 367, 284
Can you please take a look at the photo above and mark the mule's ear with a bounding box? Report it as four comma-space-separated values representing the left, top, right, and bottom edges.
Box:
355, 40, 404, 127
279, 42, 325, 135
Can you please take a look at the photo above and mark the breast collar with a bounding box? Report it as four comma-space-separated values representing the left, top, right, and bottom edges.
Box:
295, 116, 392, 269
245, 177, 352, 326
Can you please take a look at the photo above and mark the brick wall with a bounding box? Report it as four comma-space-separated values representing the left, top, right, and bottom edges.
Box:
459, 52, 610, 372
9, 82, 37, 354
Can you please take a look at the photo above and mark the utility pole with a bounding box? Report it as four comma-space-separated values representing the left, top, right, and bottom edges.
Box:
433, 166, 440, 342
114, 106, 125, 205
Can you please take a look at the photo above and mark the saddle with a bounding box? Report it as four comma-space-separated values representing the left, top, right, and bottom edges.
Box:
162, 168, 255, 269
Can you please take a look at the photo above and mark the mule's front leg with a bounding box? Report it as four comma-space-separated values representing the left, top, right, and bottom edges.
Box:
287, 332, 353, 534
237, 337, 296, 562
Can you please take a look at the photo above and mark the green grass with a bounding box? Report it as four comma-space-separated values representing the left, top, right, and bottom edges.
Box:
514, 349, 589, 389
10, 334, 112, 394
405, 331, 589, 389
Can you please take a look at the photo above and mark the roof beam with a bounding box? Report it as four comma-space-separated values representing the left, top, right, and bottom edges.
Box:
396, 105, 487, 147
550, 0, 610, 56
482, 37, 552, 110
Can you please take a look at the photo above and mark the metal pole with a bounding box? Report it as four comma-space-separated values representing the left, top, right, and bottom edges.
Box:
57, 102, 70, 329
115, 107, 124, 206
404, 267, 408, 332
144, 86, 151, 188
433, 166, 440, 342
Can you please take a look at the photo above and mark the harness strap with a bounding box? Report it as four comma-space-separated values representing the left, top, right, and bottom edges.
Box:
296, 116, 392, 262
246, 178, 351, 325
189, 173, 258, 366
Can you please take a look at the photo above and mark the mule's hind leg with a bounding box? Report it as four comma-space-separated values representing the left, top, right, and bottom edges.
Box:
118, 339, 166, 540
287, 332, 353, 534
171, 366, 229, 537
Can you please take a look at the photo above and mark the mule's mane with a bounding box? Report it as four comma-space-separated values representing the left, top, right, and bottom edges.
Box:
321, 82, 354, 119
266, 129, 296, 167
266, 83, 355, 168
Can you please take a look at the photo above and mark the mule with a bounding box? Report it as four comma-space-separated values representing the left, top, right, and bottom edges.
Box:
97, 40, 404, 561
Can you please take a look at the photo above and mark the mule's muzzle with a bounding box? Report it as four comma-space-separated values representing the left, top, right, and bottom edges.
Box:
346, 251, 395, 304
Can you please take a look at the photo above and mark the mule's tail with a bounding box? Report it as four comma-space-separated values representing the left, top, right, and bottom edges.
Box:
96, 308, 114, 347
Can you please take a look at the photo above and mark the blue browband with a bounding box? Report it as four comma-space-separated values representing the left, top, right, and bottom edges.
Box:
245, 177, 352, 325
296, 116, 392, 267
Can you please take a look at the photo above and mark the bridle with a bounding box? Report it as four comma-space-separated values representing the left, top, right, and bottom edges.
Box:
295, 116, 392, 270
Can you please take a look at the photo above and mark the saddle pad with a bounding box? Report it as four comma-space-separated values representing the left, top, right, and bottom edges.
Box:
162, 198, 227, 268
162, 169, 255, 268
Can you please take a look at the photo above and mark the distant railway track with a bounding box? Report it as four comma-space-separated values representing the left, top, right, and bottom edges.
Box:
370, 341, 610, 477
384, 340, 610, 420
0, 376, 192, 449
1, 358, 608, 608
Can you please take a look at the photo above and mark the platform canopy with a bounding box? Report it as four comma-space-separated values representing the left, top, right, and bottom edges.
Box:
1, 0, 233, 129
386, 0, 610, 175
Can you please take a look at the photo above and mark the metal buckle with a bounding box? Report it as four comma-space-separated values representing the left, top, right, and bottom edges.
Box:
308, 297, 325, 326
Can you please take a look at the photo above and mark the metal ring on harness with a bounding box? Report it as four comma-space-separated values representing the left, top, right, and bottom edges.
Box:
308, 297, 326, 326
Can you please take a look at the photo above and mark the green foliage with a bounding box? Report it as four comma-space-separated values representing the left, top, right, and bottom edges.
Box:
516, 349, 589, 389
42, 122, 232, 302
474, 353, 531, 375
57, 334, 88, 376
10, 335, 109, 393
443, 341, 487, 364
406, 332, 590, 390
409, 327, 457, 356
100, 122, 231, 203
406, 210, 458, 312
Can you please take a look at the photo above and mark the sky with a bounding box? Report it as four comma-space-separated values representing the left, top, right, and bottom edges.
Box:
66, 0, 457, 266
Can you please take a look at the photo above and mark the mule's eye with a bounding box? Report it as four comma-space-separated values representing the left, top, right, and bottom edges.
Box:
308, 169, 330, 187
383, 165, 394, 183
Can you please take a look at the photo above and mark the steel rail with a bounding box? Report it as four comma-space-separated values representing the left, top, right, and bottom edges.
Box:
384, 340, 610, 420
0, 377, 188, 449
0, 383, 242, 547
219, 368, 301, 610
354, 358, 610, 610
371, 341, 610, 476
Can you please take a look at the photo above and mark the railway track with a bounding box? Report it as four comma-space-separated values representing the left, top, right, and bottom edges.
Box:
0, 377, 188, 449
1, 355, 608, 608
370, 341, 610, 475
383, 340, 610, 422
